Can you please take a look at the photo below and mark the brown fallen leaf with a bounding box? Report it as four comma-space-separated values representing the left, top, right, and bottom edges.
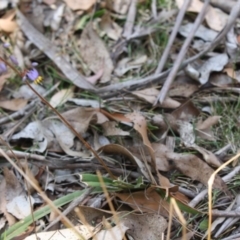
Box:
99, 13, 122, 41
62, 107, 108, 134
196, 116, 221, 141
63, 0, 96, 10
106, 0, 131, 14
99, 144, 153, 181
132, 88, 180, 108
0, 99, 28, 111
115, 189, 171, 216
102, 121, 129, 136
79, 23, 114, 83
168, 152, 228, 193
0, 10, 17, 33
118, 212, 167, 240
172, 100, 200, 121
125, 112, 153, 151
176, 0, 228, 31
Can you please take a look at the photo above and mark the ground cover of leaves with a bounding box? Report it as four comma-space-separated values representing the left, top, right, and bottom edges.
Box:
1, 0, 240, 239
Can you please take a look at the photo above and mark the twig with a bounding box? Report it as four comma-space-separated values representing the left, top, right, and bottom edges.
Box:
155, 0, 191, 75
122, 0, 137, 39
155, 0, 210, 104
151, 0, 157, 19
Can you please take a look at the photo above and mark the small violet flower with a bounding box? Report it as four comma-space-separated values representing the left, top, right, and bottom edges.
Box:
0, 62, 7, 75
9, 55, 18, 66
3, 42, 10, 48
25, 68, 40, 81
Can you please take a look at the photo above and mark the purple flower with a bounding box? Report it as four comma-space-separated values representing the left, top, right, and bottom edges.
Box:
0, 62, 7, 74
3, 43, 10, 48
9, 55, 18, 66
26, 68, 40, 81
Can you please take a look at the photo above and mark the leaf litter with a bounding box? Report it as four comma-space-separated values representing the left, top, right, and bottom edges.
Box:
1, 0, 240, 239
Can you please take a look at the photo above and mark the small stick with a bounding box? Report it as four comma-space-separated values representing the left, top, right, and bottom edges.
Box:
155, 0, 210, 105
155, 0, 191, 75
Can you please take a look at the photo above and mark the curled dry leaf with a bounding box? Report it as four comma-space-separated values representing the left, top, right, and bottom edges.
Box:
79, 23, 114, 83
115, 55, 147, 77
198, 54, 229, 85
99, 144, 152, 180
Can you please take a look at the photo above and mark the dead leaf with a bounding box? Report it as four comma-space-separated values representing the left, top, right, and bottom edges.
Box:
25, 225, 95, 240
43, 120, 91, 157
115, 189, 172, 217
11, 121, 48, 152
0, 98, 28, 111
125, 112, 153, 151
99, 13, 122, 41
43, 0, 56, 5
79, 23, 114, 83
132, 88, 180, 108
198, 54, 229, 85
49, 87, 74, 108
95, 222, 128, 240
224, 67, 236, 78
191, 144, 221, 167
152, 143, 171, 171
176, 0, 228, 31
166, 151, 228, 192
115, 55, 147, 77
102, 121, 129, 136
196, 116, 221, 141
106, 0, 131, 14
172, 100, 200, 121
62, 107, 108, 134
64, 0, 96, 11
3, 168, 34, 220
179, 23, 218, 42
99, 144, 152, 181
115, 212, 167, 240
0, 10, 17, 33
